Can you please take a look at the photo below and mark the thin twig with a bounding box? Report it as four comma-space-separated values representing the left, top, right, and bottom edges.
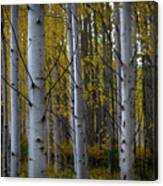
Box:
1, 75, 33, 106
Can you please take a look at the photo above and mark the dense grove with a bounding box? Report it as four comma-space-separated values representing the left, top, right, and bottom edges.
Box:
1, 2, 157, 180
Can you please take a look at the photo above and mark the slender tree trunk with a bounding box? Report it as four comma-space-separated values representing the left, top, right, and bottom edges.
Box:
1, 8, 9, 177
52, 60, 61, 172
28, 4, 46, 177
54, 94, 61, 172
47, 96, 53, 166
113, 2, 121, 158
72, 3, 88, 179
7, 135, 11, 176
152, 4, 158, 179
10, 5, 20, 177
46, 63, 53, 167
88, 15, 93, 56
67, 3, 77, 173
130, 5, 137, 177
54, 116, 61, 172
93, 11, 98, 53
119, 2, 135, 180
101, 16, 111, 170
87, 15, 96, 145
145, 3, 158, 179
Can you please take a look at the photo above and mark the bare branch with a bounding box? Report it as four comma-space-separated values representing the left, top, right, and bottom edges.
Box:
1, 75, 33, 107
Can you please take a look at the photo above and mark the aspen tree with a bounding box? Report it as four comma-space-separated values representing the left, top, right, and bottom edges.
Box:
112, 2, 121, 151
28, 4, 46, 177
72, 3, 88, 178
1, 7, 9, 177
119, 2, 135, 180
10, 5, 20, 177
67, 3, 77, 173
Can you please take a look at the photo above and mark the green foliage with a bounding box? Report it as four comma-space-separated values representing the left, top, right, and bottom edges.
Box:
135, 145, 152, 161
90, 168, 120, 180
88, 144, 108, 162
48, 166, 75, 178
2, 1, 157, 179
20, 161, 28, 177
20, 136, 28, 177
21, 136, 28, 159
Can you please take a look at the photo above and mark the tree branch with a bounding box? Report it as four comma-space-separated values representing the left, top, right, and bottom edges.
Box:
1, 75, 33, 107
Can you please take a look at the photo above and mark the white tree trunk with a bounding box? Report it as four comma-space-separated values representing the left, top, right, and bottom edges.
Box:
119, 2, 135, 180
67, 3, 77, 173
28, 4, 46, 177
1, 8, 9, 177
71, 3, 88, 179
10, 5, 20, 177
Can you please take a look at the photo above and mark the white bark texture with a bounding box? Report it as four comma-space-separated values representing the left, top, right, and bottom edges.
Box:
1, 8, 9, 177
119, 2, 135, 180
67, 3, 77, 173
72, 3, 88, 179
28, 4, 47, 177
10, 5, 20, 177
